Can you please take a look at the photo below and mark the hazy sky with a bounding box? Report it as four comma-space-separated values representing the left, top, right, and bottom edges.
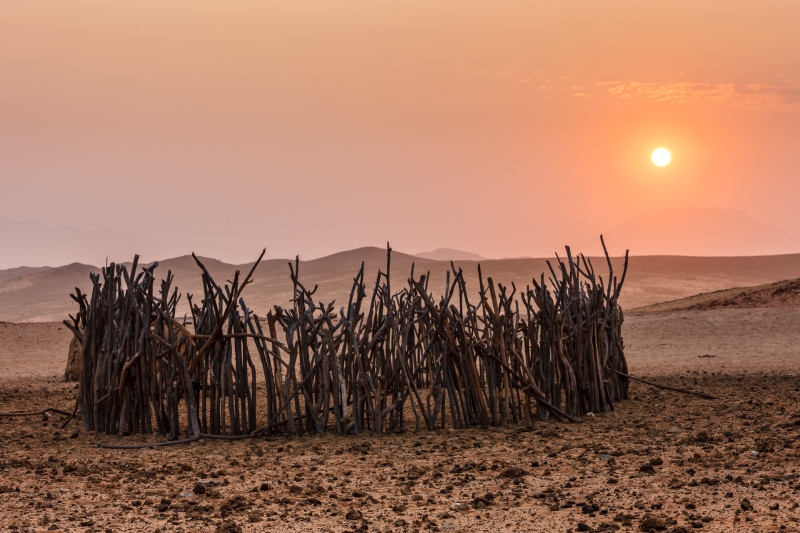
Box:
1, 1, 798, 260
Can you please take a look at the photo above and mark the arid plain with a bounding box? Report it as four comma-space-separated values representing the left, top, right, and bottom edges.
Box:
1, 251, 800, 533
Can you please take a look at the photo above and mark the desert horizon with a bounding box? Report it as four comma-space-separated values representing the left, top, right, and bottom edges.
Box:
3, 243, 800, 323
3, 206, 800, 269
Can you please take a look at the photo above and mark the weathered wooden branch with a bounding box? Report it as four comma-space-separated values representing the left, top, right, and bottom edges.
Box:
0, 408, 73, 417
616, 371, 716, 400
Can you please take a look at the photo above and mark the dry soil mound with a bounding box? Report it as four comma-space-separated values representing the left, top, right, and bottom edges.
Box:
634, 277, 800, 314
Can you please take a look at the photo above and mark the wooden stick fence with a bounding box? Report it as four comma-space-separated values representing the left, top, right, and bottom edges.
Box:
66, 238, 629, 438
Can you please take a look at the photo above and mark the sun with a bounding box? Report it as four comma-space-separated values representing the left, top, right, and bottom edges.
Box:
652, 148, 671, 167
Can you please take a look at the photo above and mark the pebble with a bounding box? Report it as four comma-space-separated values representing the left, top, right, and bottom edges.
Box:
499, 467, 527, 479
639, 515, 666, 530
345, 510, 363, 520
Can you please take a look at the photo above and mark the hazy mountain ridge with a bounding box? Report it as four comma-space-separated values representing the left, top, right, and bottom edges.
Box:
0, 266, 51, 284
414, 248, 486, 261
3, 246, 800, 322
3, 207, 799, 271
576, 207, 800, 257
0, 216, 261, 270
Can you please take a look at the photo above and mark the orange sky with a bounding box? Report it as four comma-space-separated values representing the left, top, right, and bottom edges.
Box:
1, 1, 798, 260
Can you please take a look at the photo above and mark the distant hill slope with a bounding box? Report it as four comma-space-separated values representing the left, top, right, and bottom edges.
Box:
3, 247, 800, 322
575, 207, 800, 257
0, 263, 98, 322
414, 248, 486, 261
0, 216, 259, 269
0, 266, 51, 284
633, 278, 800, 314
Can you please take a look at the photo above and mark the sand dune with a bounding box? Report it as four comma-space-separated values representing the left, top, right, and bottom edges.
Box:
3, 247, 800, 322
633, 277, 800, 314
0, 266, 50, 284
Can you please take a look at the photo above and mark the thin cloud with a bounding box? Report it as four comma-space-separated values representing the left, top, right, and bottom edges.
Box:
597, 82, 800, 111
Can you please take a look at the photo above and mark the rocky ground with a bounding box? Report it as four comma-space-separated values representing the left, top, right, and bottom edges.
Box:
1, 372, 799, 533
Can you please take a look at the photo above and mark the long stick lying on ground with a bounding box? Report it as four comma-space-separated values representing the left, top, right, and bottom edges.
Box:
96, 432, 255, 449
616, 371, 717, 400
68, 236, 631, 439
96, 435, 202, 449
0, 408, 73, 417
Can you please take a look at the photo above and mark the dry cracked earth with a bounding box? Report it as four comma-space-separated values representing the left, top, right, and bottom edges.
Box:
1, 373, 800, 533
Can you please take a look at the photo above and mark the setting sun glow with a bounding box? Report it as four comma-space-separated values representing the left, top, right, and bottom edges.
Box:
652, 148, 671, 167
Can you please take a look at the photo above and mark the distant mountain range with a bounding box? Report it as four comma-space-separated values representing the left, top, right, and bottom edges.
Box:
0, 266, 50, 284
3, 207, 798, 272
3, 245, 800, 322
413, 248, 486, 261
577, 207, 800, 257
0, 216, 260, 270
3, 207, 800, 322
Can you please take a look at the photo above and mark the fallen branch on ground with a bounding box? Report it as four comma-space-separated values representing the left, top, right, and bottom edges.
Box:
0, 407, 74, 418
96, 433, 254, 450
616, 371, 716, 400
